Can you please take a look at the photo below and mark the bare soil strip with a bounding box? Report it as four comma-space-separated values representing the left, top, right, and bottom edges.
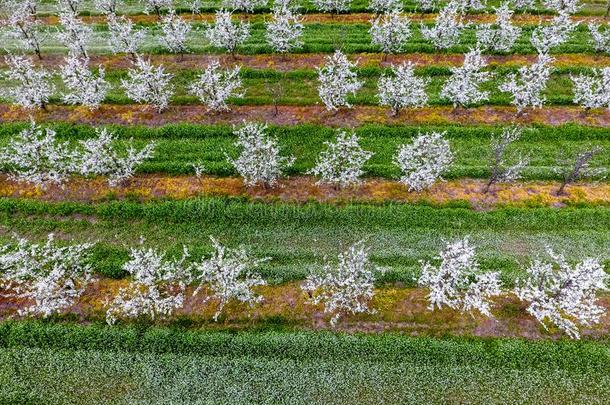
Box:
2, 104, 608, 126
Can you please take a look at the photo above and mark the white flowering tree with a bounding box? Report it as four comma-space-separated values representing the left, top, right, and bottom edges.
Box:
440, 48, 492, 108
226, 122, 294, 188
142, 0, 173, 17
419, 238, 502, 317
317, 50, 363, 110
476, 3, 521, 52
0, 234, 93, 318
370, 11, 412, 56
58, 0, 82, 13
121, 56, 174, 112
449, 0, 486, 13
189, 61, 243, 111
107, 13, 147, 59
420, 5, 465, 50
542, 0, 580, 14
509, 0, 535, 9
105, 244, 189, 325
2, 0, 45, 59
308, 130, 373, 189
394, 131, 453, 191
378, 61, 430, 114
205, 10, 251, 56
483, 127, 529, 193
0, 122, 78, 188
265, 8, 304, 54
555, 146, 605, 195
302, 241, 381, 326
530, 12, 578, 54
190, 236, 268, 321
222, 0, 268, 12
60, 56, 111, 110
498, 53, 553, 114
368, 0, 402, 13
2, 54, 55, 110
571, 67, 610, 111
515, 249, 608, 339
78, 128, 156, 186
94, 0, 124, 14
57, 9, 92, 57
160, 10, 191, 58
312, 0, 351, 14
589, 22, 610, 53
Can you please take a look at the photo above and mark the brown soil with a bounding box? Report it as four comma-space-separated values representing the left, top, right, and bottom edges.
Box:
1, 175, 608, 208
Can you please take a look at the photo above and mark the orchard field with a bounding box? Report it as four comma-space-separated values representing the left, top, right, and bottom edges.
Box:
0, 0, 609, 403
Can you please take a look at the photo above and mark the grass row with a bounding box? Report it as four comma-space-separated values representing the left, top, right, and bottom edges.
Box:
1, 23, 604, 55
0, 197, 608, 282
0, 321, 608, 404
0, 122, 607, 180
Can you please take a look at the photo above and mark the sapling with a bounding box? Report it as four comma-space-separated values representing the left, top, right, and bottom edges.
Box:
159, 10, 191, 58
555, 146, 605, 195
121, 56, 174, 112
378, 61, 430, 114
2, 0, 45, 59
265, 7, 304, 54
205, 10, 251, 56
483, 127, 529, 193
420, 4, 466, 49
57, 8, 92, 57
316, 50, 363, 110
189, 61, 243, 111
440, 48, 492, 108
369, 11, 412, 57
107, 13, 147, 59
60, 55, 111, 109
2, 54, 55, 110
589, 22, 610, 53
498, 53, 553, 114
571, 67, 610, 111
476, 2, 521, 52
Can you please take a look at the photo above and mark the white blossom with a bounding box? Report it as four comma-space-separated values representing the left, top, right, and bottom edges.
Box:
222, 0, 267, 12
515, 249, 608, 339
107, 13, 146, 57
370, 11, 412, 54
105, 244, 189, 325
571, 67, 610, 110
498, 53, 553, 113
190, 236, 268, 321
509, 0, 535, 9
188, 60, 243, 111
78, 128, 155, 186
419, 238, 502, 317
272, 0, 300, 11
94, 0, 124, 14
476, 3, 521, 52
308, 129, 373, 188
312, 0, 351, 14
316, 50, 362, 110
142, 0, 173, 16
415, 0, 442, 11
205, 10, 251, 55
159, 10, 191, 56
121, 56, 174, 112
542, 0, 580, 14
57, 9, 92, 57
226, 121, 294, 187
484, 127, 529, 193
60, 55, 111, 109
2, 0, 45, 59
302, 241, 381, 326
588, 22, 610, 54
394, 131, 453, 191
0, 121, 78, 188
265, 8, 304, 53
530, 12, 578, 54
378, 61, 430, 114
58, 0, 82, 13
0, 234, 93, 318
447, 0, 486, 13
440, 48, 492, 108
420, 4, 465, 49
368, 0, 402, 13
2, 54, 55, 109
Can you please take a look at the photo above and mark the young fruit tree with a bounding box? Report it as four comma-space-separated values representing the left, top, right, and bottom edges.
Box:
530, 12, 578, 54
419, 238, 502, 317
509, 0, 535, 9
2, 54, 55, 110
159, 10, 191, 57
0, 234, 93, 318
107, 13, 147, 58
265, 8, 304, 54
0, 121, 78, 188
222, 0, 268, 12
78, 128, 156, 186
369, 11, 412, 56
316, 50, 363, 110
142, 0, 173, 17
2, 0, 45, 59
589, 22, 610, 53
515, 249, 608, 339
449, 0, 487, 13
302, 241, 382, 326
483, 127, 529, 193
58, 0, 82, 13
312, 0, 352, 14
368, 0, 403, 13
555, 146, 605, 195
105, 244, 190, 325
190, 237, 268, 321
416, 0, 442, 11
394, 131, 453, 191
542, 0, 580, 14
475, 2, 521, 52
94, 0, 124, 14
189, 61, 243, 111
308, 130, 373, 189
498, 53, 553, 114
226, 122, 295, 188
57, 9, 92, 57
205, 10, 251, 56
571, 67, 610, 110
121, 56, 174, 112
377, 61, 430, 115
440, 48, 492, 108
60, 56, 111, 110
420, 4, 466, 49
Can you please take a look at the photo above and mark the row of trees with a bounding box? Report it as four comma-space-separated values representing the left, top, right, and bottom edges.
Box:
4, 49, 610, 114
0, 233, 606, 339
